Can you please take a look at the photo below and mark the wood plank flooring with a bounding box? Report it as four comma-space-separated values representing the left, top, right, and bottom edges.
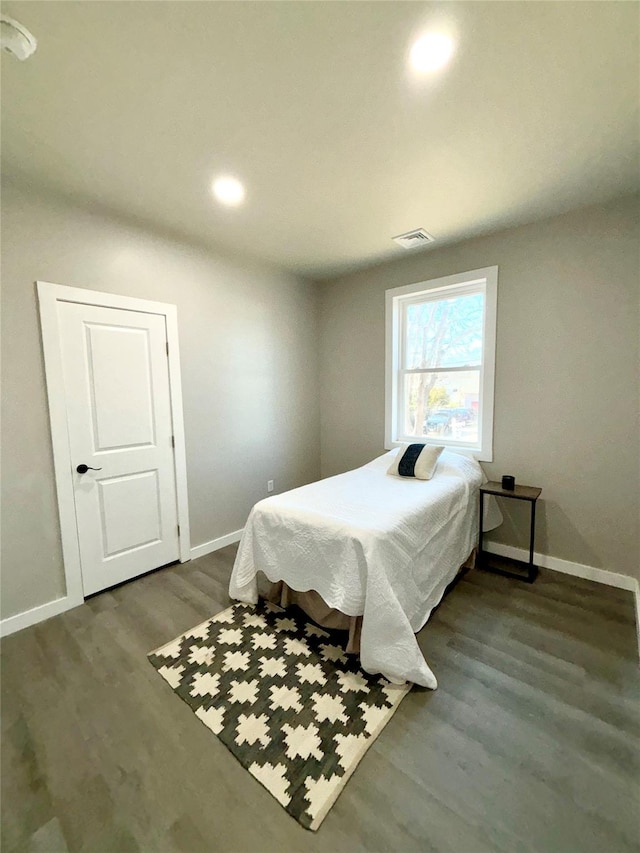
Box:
2, 546, 639, 853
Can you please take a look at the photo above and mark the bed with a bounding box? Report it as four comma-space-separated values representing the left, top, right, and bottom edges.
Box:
229, 448, 500, 688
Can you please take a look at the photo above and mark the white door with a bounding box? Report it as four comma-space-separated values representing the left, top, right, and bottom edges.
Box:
57, 302, 180, 595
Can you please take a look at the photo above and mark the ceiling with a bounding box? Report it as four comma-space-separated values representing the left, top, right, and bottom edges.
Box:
2, 1, 638, 278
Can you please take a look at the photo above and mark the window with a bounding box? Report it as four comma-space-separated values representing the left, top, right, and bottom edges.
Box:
385, 266, 497, 461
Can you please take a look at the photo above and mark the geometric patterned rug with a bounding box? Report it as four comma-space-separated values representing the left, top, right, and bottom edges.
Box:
148, 600, 411, 830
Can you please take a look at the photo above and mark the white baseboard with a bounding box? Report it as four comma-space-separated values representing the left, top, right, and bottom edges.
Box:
0, 528, 245, 639
484, 541, 640, 662
3, 534, 637, 660
190, 528, 244, 561
0, 594, 82, 639
484, 541, 638, 591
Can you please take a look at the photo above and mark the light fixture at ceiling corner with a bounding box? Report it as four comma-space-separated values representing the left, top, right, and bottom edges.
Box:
212, 175, 246, 207
1, 14, 37, 61
409, 32, 454, 73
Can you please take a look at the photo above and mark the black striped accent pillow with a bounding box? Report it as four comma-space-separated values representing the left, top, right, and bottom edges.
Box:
387, 444, 444, 480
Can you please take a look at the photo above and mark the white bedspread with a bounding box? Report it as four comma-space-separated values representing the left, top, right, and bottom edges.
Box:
229, 449, 486, 688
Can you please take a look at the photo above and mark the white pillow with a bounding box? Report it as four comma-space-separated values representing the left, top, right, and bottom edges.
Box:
387, 443, 444, 480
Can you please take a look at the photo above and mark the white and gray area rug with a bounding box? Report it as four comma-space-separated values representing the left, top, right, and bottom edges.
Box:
148, 600, 410, 830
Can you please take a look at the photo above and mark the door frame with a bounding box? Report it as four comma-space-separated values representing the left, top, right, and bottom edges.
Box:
37, 281, 191, 604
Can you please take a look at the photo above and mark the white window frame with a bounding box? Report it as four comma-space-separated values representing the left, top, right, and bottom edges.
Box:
385, 266, 498, 461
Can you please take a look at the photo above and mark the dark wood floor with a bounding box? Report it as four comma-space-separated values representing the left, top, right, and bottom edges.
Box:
2, 546, 639, 853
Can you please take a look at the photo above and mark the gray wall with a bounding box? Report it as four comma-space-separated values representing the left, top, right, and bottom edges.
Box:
319, 195, 640, 581
1, 182, 320, 620
2, 183, 638, 621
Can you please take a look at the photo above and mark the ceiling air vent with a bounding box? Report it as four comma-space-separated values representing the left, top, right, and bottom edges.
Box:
392, 228, 435, 249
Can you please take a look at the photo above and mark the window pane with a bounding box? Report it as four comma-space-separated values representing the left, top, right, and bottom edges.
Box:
402, 371, 480, 443
404, 292, 483, 369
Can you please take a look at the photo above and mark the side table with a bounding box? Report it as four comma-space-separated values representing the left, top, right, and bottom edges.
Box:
478, 482, 542, 583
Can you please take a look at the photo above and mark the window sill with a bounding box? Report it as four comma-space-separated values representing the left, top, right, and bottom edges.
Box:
384, 438, 493, 463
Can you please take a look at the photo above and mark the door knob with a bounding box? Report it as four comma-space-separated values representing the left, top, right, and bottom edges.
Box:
76, 464, 102, 474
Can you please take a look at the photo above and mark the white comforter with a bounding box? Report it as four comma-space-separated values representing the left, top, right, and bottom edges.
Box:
229, 449, 486, 688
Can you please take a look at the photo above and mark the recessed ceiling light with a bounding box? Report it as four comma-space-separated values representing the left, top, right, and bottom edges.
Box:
212, 175, 245, 207
410, 33, 454, 73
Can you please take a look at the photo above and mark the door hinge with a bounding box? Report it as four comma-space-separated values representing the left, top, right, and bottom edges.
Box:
171, 435, 175, 448
166, 341, 169, 356
177, 524, 180, 537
